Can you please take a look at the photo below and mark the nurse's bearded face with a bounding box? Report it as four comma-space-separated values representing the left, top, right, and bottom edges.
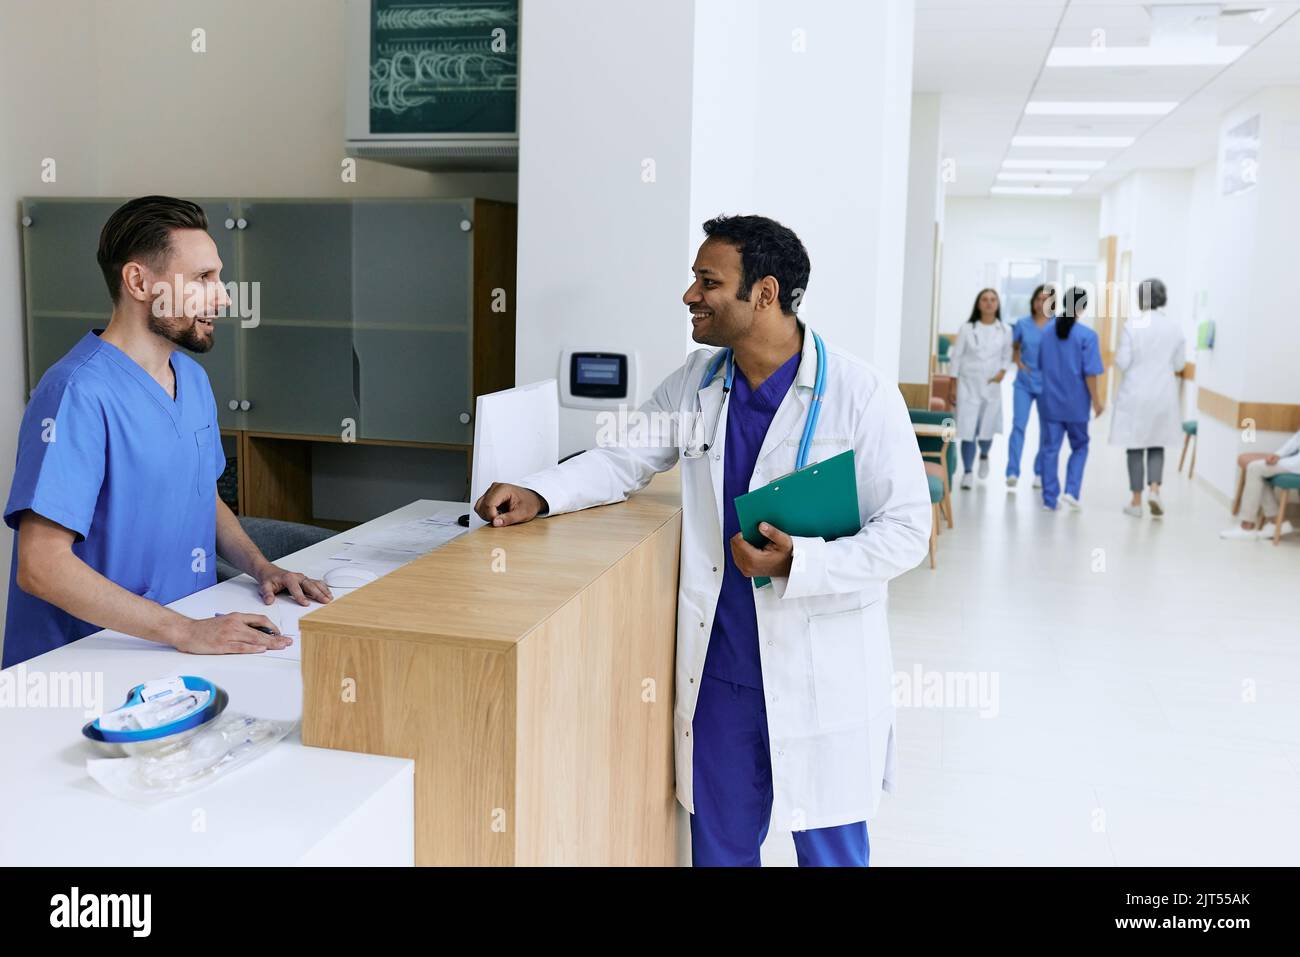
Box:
683, 239, 758, 348
146, 229, 230, 354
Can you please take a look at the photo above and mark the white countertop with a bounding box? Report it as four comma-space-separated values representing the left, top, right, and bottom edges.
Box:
0, 499, 466, 865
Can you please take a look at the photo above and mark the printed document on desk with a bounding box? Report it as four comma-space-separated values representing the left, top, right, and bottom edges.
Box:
329, 515, 470, 566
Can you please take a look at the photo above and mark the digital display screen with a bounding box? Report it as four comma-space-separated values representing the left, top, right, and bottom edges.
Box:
576, 357, 621, 385
570, 353, 628, 399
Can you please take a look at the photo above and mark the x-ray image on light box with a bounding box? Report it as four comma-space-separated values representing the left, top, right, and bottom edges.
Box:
369, 0, 519, 135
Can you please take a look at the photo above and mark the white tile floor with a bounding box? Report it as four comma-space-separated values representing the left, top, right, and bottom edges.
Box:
760, 403, 1300, 866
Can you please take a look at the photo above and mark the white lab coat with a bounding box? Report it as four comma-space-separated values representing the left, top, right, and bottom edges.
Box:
1109, 308, 1187, 449
519, 327, 931, 829
949, 320, 1012, 441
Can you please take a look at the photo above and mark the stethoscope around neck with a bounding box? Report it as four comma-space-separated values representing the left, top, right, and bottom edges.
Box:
682, 329, 827, 471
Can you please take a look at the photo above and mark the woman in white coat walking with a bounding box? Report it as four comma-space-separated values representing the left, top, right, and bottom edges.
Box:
1108, 278, 1186, 517
950, 288, 1013, 489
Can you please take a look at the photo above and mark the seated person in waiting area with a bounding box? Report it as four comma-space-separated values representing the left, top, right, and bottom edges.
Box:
2, 195, 331, 669
1220, 429, 1300, 540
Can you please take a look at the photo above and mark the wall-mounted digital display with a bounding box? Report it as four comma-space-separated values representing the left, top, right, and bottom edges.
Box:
570, 353, 628, 399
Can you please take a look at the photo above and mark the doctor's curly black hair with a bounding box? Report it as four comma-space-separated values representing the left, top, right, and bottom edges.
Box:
701, 214, 811, 317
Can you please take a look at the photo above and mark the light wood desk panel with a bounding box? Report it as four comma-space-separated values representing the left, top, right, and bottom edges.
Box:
301, 470, 683, 865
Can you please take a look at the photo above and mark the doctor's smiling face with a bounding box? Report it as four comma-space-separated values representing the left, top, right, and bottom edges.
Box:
683, 214, 811, 348
684, 238, 751, 347
98, 195, 230, 354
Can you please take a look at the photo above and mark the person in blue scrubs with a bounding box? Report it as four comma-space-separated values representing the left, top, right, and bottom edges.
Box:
1036, 286, 1105, 511
3, 196, 331, 669
1005, 284, 1053, 488
691, 341, 868, 867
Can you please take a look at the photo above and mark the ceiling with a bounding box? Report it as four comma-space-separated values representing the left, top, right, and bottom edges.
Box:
914, 0, 1300, 196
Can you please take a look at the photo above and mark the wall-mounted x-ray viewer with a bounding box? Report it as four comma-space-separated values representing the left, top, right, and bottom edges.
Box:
559, 350, 638, 410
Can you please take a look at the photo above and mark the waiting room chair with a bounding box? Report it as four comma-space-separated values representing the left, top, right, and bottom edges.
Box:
909, 408, 954, 531
1178, 420, 1198, 479
216, 516, 337, 582
1233, 452, 1270, 515
1258, 473, 1300, 546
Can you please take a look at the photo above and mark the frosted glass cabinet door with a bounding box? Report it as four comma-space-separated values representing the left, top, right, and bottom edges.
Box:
194, 199, 241, 430
22, 198, 240, 426
351, 200, 474, 444
239, 201, 358, 435
22, 199, 123, 389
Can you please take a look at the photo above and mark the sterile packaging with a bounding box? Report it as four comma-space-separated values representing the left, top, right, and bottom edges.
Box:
86, 712, 297, 804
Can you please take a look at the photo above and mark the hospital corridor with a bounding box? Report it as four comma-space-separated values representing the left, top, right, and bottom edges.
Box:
835, 395, 1300, 867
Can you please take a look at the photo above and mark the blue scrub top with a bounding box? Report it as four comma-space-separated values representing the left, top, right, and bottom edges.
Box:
702, 349, 802, 690
3, 331, 225, 667
1037, 318, 1104, 423
1012, 314, 1051, 395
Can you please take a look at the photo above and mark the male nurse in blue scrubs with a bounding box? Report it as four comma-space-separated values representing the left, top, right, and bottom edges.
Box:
1005, 283, 1053, 488
3, 196, 331, 669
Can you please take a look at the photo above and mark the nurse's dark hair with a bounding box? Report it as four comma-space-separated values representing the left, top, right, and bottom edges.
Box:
1056, 286, 1089, 339
1137, 277, 1167, 310
701, 214, 810, 316
966, 288, 1000, 324
1030, 283, 1053, 316
97, 196, 209, 304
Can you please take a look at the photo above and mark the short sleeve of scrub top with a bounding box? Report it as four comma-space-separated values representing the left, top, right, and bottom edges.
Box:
4, 380, 107, 541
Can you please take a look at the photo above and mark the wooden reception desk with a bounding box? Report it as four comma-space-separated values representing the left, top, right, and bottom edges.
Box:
300, 470, 682, 865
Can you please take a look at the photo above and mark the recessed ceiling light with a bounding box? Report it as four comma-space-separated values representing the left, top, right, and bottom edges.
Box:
997, 172, 1090, 182
1012, 135, 1134, 148
1046, 46, 1246, 67
1026, 101, 1178, 116
991, 187, 1074, 196
1003, 159, 1107, 170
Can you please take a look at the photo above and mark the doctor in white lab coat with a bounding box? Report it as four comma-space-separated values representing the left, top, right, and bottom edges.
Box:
474, 215, 931, 867
1109, 278, 1186, 518
949, 288, 1013, 488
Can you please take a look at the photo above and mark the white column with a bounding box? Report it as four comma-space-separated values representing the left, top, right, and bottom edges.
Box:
689, 0, 916, 379
517, 0, 918, 456
898, 92, 943, 392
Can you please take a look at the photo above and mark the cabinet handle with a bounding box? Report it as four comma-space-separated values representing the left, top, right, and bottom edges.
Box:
236, 218, 248, 230
352, 345, 361, 408
227, 400, 239, 411
459, 219, 473, 232
224, 218, 235, 230
21, 216, 32, 228
459, 412, 471, 425
239, 399, 251, 412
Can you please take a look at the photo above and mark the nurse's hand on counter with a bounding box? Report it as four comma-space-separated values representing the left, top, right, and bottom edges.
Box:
253, 563, 333, 607
474, 483, 549, 527
730, 524, 794, 579
173, 613, 292, 655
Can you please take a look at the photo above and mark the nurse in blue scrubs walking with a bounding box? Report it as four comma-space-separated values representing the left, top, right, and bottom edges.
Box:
1005, 284, 1053, 489
3, 196, 332, 668
1036, 286, 1105, 511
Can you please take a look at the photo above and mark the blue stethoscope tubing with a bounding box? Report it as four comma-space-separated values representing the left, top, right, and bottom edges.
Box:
699, 329, 827, 471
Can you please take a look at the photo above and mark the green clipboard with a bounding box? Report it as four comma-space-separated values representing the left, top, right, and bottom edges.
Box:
733, 448, 861, 588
